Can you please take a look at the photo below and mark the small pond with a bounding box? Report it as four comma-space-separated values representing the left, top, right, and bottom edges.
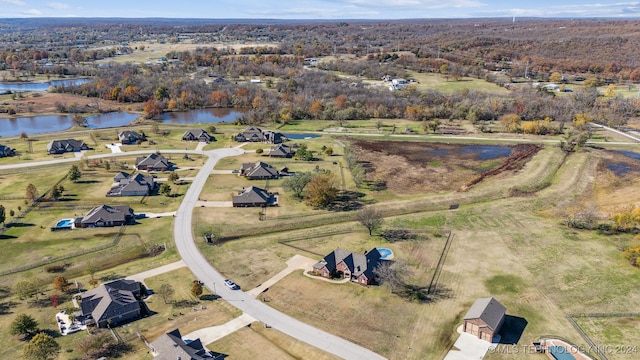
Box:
159, 108, 245, 124
0, 78, 90, 93
0, 112, 139, 137
284, 133, 321, 140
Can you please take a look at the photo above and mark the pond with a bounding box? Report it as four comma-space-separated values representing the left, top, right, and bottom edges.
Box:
0, 108, 246, 137
0, 112, 140, 137
606, 150, 640, 176
284, 133, 321, 140
159, 108, 244, 124
0, 78, 91, 93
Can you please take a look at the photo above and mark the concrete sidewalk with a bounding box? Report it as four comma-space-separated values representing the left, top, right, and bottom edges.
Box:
246, 255, 317, 298
183, 313, 257, 344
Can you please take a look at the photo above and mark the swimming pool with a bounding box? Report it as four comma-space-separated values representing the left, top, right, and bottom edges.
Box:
51, 218, 74, 231
548, 346, 577, 360
377, 247, 394, 260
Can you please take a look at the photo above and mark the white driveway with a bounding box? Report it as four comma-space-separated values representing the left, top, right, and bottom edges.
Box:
105, 143, 122, 153
246, 255, 317, 298
444, 325, 496, 360
125, 260, 186, 285
184, 313, 256, 344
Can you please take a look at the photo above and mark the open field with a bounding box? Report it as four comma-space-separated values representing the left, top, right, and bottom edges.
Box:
573, 316, 640, 360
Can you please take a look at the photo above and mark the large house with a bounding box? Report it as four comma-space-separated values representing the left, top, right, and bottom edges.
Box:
239, 161, 279, 180
182, 129, 214, 143
312, 248, 383, 285
150, 328, 223, 360
118, 130, 145, 145
135, 153, 171, 172
76, 205, 134, 228
463, 297, 506, 342
47, 139, 89, 154
76, 279, 142, 328
232, 186, 278, 207
235, 127, 284, 144
107, 172, 156, 197
0, 144, 16, 157
269, 143, 295, 158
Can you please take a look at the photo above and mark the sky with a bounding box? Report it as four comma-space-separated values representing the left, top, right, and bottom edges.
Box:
2, 0, 640, 19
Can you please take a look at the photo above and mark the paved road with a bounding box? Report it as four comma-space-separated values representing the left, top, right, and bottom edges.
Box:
174, 148, 387, 360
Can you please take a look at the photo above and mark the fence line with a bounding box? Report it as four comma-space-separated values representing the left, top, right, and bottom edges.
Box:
565, 315, 608, 360
0, 224, 128, 276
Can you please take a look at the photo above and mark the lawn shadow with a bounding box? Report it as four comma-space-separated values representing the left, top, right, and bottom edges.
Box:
172, 299, 200, 309
6, 222, 34, 228
0, 286, 11, 299
327, 190, 365, 211
0, 234, 18, 239
74, 180, 101, 184
393, 284, 452, 303
100, 273, 124, 281
497, 315, 528, 344
199, 294, 220, 301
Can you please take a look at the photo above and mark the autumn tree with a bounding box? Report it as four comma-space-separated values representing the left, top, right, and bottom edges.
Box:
157, 284, 174, 304
68, 164, 81, 182
323, 146, 334, 156
499, 113, 521, 133
305, 173, 338, 208
356, 207, 384, 236
10, 314, 39, 339
143, 99, 163, 119
23, 332, 60, 360
549, 71, 563, 83
25, 184, 39, 203
283, 172, 314, 199
53, 276, 69, 292
191, 281, 203, 299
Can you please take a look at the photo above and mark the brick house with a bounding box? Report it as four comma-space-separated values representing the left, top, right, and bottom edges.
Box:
463, 297, 506, 342
312, 248, 383, 285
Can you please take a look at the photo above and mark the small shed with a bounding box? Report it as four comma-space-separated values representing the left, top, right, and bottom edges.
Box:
463, 297, 506, 342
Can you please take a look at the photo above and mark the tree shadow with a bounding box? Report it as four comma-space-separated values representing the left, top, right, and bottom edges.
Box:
0, 234, 17, 240
0, 301, 18, 315
497, 315, 528, 344
40, 328, 63, 339
6, 222, 34, 228
74, 180, 101, 184
394, 284, 452, 303
0, 286, 11, 299
172, 299, 199, 309
199, 294, 220, 301
100, 273, 124, 281
327, 190, 366, 211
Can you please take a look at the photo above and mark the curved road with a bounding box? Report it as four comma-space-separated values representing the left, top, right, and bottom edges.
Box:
173, 148, 386, 360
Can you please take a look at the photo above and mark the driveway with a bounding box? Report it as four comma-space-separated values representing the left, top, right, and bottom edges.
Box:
246, 255, 317, 298
444, 325, 496, 360
105, 143, 122, 153
184, 313, 256, 344
125, 260, 186, 285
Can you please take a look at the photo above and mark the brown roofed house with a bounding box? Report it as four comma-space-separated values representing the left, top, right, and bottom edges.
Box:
182, 129, 214, 143
232, 186, 278, 207
118, 130, 145, 145
239, 161, 279, 180
269, 143, 295, 158
150, 328, 224, 360
463, 297, 506, 342
135, 153, 171, 172
76, 205, 134, 228
107, 172, 156, 197
235, 126, 284, 144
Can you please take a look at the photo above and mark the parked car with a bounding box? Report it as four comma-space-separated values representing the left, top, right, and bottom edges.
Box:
224, 279, 240, 290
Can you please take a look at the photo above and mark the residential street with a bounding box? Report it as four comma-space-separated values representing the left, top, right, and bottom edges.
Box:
173, 147, 387, 360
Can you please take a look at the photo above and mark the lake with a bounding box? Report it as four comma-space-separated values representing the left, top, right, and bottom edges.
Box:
0, 78, 91, 93
0, 108, 246, 137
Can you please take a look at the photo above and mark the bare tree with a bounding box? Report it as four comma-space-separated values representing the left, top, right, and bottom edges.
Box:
157, 284, 174, 304
373, 260, 407, 294
356, 207, 383, 236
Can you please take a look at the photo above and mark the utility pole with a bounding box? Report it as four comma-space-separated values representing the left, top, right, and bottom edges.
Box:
524, 61, 529, 80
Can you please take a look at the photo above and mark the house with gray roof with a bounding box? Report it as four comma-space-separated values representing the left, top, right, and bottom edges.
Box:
269, 143, 295, 158
135, 153, 171, 172
232, 186, 278, 207
239, 161, 279, 180
463, 297, 506, 342
150, 328, 223, 360
77, 279, 142, 328
182, 129, 214, 143
107, 172, 156, 197
47, 139, 89, 154
0, 144, 16, 157
76, 205, 134, 228
235, 127, 284, 144
118, 130, 145, 145
313, 248, 383, 285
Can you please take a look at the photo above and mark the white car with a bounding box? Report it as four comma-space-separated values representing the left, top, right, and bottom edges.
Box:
224, 279, 240, 290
